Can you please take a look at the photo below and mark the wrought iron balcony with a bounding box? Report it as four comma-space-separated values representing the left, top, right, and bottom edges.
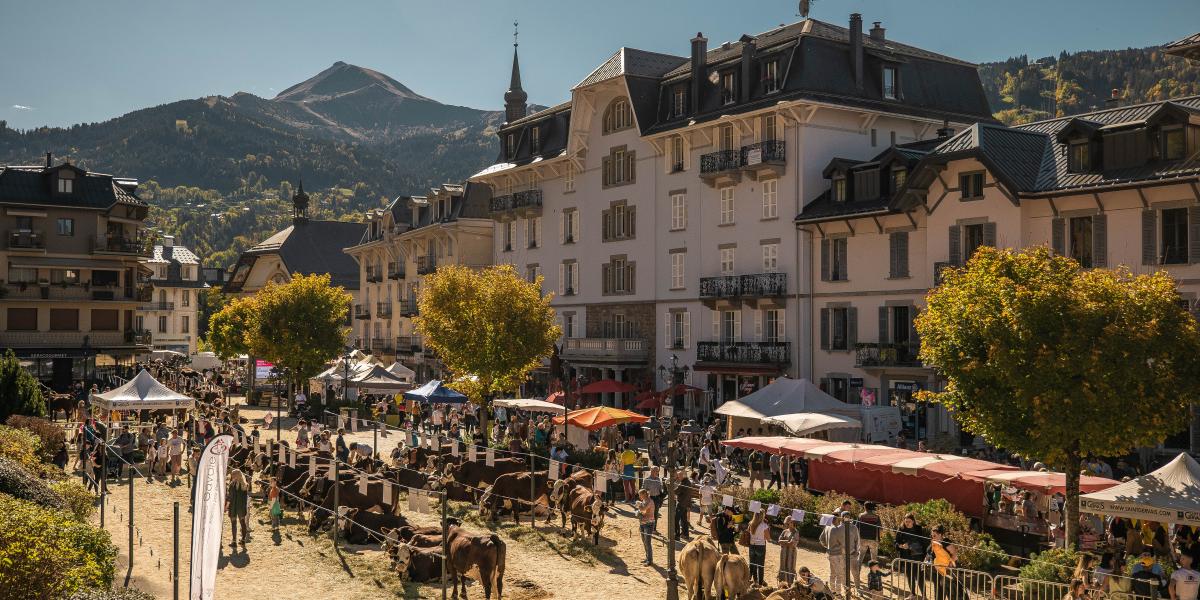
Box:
700, 150, 741, 175
387, 263, 404, 280
126, 329, 153, 346
137, 301, 175, 311
93, 234, 151, 256
399, 298, 419, 317
7, 230, 44, 249
376, 302, 392, 318
696, 341, 790, 364
353, 304, 371, 319
490, 189, 543, 218
416, 256, 437, 275
560, 337, 649, 363
854, 342, 923, 368
396, 335, 422, 355
370, 337, 394, 353
699, 272, 787, 300
740, 140, 786, 167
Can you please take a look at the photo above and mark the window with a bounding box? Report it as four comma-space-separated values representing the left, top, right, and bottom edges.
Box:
890, 167, 907, 194
527, 216, 540, 248
506, 134, 516, 158
719, 124, 735, 151
830, 307, 849, 350
854, 169, 880, 201
525, 264, 539, 283
762, 243, 779, 272
57, 176, 73, 194
158, 315, 168, 333
602, 146, 635, 186
56, 218, 74, 236
762, 309, 782, 343
889, 231, 910, 278
719, 187, 735, 225
564, 164, 575, 192
830, 238, 848, 281
670, 193, 687, 231
721, 71, 737, 105
8, 267, 36, 283
1069, 216, 1094, 268
1161, 207, 1189, 265
602, 256, 635, 295
50, 269, 79, 284
721, 310, 740, 342
671, 136, 685, 172
1163, 126, 1185, 161
603, 98, 632, 133
762, 179, 778, 219
672, 87, 686, 117
670, 252, 685, 290
762, 59, 780, 94
963, 223, 986, 261
602, 201, 636, 241
832, 177, 847, 202
762, 114, 778, 142
563, 313, 575, 338
14, 216, 32, 232
181, 315, 190, 334
670, 312, 689, 349
614, 204, 628, 238
181, 290, 190, 307
960, 172, 985, 199
531, 126, 541, 154
563, 209, 578, 243
720, 247, 736, 274
49, 308, 79, 330
614, 258, 630, 293
882, 66, 898, 99
1069, 142, 1090, 172
890, 305, 912, 345
561, 262, 577, 295
503, 221, 514, 251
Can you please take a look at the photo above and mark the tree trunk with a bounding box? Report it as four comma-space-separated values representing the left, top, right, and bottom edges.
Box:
1064, 445, 1081, 549
479, 393, 492, 448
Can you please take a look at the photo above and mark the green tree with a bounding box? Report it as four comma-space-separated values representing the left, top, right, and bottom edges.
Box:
0, 494, 117, 598
246, 273, 352, 402
0, 349, 46, 420
916, 246, 1200, 545
415, 264, 559, 438
197, 287, 231, 341
207, 296, 254, 360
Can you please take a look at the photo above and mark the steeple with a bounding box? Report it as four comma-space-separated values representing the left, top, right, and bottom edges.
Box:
292, 177, 310, 225
504, 20, 528, 123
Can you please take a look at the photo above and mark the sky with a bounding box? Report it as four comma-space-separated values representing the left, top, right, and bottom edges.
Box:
0, 0, 1196, 130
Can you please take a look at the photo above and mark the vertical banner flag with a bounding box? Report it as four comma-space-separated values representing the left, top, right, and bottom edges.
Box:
485, 448, 495, 467
190, 434, 233, 600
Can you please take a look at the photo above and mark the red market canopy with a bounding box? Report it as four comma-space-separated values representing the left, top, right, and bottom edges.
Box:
552, 406, 650, 430
962, 470, 1118, 495
579, 379, 638, 394
634, 394, 664, 411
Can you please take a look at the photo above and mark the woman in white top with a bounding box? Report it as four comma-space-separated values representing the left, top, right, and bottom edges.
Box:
748, 510, 770, 586
295, 421, 310, 450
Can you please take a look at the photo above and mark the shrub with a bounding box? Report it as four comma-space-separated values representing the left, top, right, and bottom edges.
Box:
1019, 547, 1080, 586
0, 494, 117, 598
0, 455, 65, 512
750, 488, 780, 505
0, 349, 46, 420
52, 479, 97, 521
6, 415, 66, 462
957, 531, 1006, 572
0, 424, 42, 472
69, 588, 156, 600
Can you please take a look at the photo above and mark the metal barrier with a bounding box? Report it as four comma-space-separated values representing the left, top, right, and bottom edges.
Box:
889, 558, 995, 600
994, 574, 1069, 600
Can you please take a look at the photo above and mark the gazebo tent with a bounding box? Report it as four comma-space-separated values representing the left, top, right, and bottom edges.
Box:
403, 380, 468, 404
493, 398, 568, 414
762, 412, 862, 437
92, 369, 195, 411
714, 377, 863, 439
385, 362, 416, 381
347, 365, 412, 392
1079, 452, 1200, 526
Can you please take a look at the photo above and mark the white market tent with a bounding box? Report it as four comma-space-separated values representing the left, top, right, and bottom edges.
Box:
348, 365, 411, 392
715, 377, 863, 440
762, 412, 862, 437
92, 369, 195, 411
494, 398, 568, 414
385, 362, 416, 381
1079, 452, 1200, 526
314, 358, 375, 382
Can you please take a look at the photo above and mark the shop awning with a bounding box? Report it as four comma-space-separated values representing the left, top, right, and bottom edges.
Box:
962, 470, 1117, 495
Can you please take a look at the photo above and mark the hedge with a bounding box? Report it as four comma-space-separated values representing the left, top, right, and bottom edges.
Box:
0, 494, 117, 599
6, 415, 66, 462
0, 456, 65, 512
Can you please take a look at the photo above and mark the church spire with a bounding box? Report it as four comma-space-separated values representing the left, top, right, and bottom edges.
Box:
504, 20, 528, 123
292, 176, 310, 225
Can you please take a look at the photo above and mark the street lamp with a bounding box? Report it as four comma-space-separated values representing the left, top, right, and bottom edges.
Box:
656, 354, 690, 600
559, 360, 572, 445
657, 353, 691, 418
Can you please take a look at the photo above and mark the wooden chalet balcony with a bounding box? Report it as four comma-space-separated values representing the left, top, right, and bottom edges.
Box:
696, 341, 790, 365
353, 304, 371, 319
489, 189, 543, 220
7, 230, 44, 250
416, 256, 437, 275
395, 335, 422, 355
699, 272, 787, 308
855, 342, 924, 369
740, 140, 786, 179
560, 337, 649, 365
700, 150, 742, 187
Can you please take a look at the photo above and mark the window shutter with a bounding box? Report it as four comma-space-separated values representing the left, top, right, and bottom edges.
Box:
683, 313, 691, 348
848, 307, 858, 348
628, 206, 636, 238
602, 157, 611, 186
1190, 206, 1200, 264
627, 262, 636, 293
754, 311, 763, 342
732, 310, 741, 340
983, 222, 997, 248
627, 151, 636, 182
1051, 217, 1065, 255
819, 308, 830, 350
838, 241, 849, 279
948, 225, 962, 266
1142, 209, 1157, 265
515, 219, 524, 250
820, 238, 831, 281
559, 212, 566, 244
602, 209, 611, 242
665, 314, 673, 349
878, 306, 890, 344
602, 263, 612, 294
712, 311, 720, 340
778, 311, 785, 342
535, 217, 542, 247
1092, 214, 1108, 267
558, 264, 565, 296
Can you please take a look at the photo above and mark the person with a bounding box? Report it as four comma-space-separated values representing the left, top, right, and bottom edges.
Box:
698, 442, 712, 477
636, 488, 655, 566
1171, 553, 1199, 600
865, 560, 891, 600
796, 567, 831, 600
674, 470, 693, 541
767, 452, 782, 490
294, 389, 307, 414
777, 516, 798, 585
1132, 551, 1167, 597
1074, 554, 1097, 588
712, 505, 739, 555
820, 510, 861, 597
930, 525, 962, 600
295, 420, 310, 450
82, 443, 97, 492
267, 477, 282, 532
747, 509, 770, 586
747, 450, 766, 490
168, 429, 185, 484
642, 466, 664, 522
896, 513, 928, 596
1094, 552, 1117, 592
1019, 491, 1038, 519
317, 431, 332, 453
859, 501, 882, 570
226, 469, 251, 551
620, 442, 637, 503
335, 428, 349, 463
1064, 578, 1090, 600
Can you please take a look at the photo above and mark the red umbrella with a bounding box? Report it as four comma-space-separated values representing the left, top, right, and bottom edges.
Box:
579, 379, 638, 394
658, 383, 704, 396
634, 393, 664, 411
544, 391, 567, 405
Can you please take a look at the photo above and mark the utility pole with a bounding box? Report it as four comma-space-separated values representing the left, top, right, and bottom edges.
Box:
665, 441, 680, 600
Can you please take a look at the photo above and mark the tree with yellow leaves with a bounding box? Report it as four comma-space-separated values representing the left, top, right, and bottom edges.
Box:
916, 246, 1200, 545
415, 264, 560, 438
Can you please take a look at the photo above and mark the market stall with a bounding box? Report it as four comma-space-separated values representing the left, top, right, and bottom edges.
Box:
493, 398, 569, 414
91, 369, 195, 413
1078, 452, 1200, 525
403, 380, 468, 404
552, 406, 649, 448
714, 377, 867, 441
348, 365, 412, 392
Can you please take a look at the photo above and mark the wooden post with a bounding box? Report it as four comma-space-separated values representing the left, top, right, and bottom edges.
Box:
128, 464, 134, 576
441, 490, 449, 600
332, 459, 340, 548
173, 501, 180, 600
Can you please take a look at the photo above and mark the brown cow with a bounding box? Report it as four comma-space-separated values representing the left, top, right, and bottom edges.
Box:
338, 507, 409, 545
309, 480, 396, 533
479, 470, 549, 522
680, 536, 721, 600
444, 458, 527, 497
445, 519, 505, 600
547, 470, 594, 527
392, 542, 443, 583
714, 553, 752, 600
564, 486, 610, 545
408, 533, 444, 548
380, 524, 441, 554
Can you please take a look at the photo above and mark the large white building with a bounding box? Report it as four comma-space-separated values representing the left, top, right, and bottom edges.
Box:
139, 235, 206, 355
470, 14, 995, 415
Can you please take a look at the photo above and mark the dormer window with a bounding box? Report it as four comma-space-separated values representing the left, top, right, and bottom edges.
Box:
603, 98, 632, 134
762, 59, 780, 94
506, 134, 516, 158
57, 171, 75, 194
890, 167, 907, 194
721, 72, 737, 105
832, 176, 847, 202
1163, 126, 1185, 161
1068, 141, 1091, 172
672, 87, 686, 117
531, 126, 541, 154
882, 66, 898, 100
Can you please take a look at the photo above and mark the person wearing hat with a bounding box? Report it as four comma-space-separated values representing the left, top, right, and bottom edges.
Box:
712, 504, 739, 555
819, 510, 861, 597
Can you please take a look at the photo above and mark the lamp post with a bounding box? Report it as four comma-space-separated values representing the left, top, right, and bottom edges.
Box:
340, 347, 352, 428
560, 360, 572, 444
657, 353, 690, 419
664, 439, 680, 600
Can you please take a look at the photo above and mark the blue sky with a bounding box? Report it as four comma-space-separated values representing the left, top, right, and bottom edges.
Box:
0, 0, 1195, 129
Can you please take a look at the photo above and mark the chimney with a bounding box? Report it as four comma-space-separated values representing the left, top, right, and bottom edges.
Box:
870, 21, 886, 41
45, 152, 52, 168
1105, 88, 1121, 108
739, 35, 755, 103
850, 14, 864, 90
936, 119, 955, 139
163, 235, 175, 248
691, 32, 708, 115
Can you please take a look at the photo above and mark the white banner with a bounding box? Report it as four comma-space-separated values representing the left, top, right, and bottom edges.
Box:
190, 434, 233, 600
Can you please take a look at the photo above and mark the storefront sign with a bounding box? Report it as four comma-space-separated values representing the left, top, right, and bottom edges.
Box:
254, 360, 274, 381
745, 148, 762, 166
849, 377, 864, 387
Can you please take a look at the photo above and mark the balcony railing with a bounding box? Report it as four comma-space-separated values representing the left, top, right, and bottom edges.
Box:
376, 302, 392, 318
697, 341, 791, 364
0, 330, 150, 349
353, 304, 371, 319
700, 150, 741, 175
416, 256, 437, 275
490, 189, 543, 216
740, 140, 786, 167
387, 263, 404, 280
137, 301, 175, 311
7, 230, 44, 249
4, 283, 145, 302
93, 234, 151, 256
699, 272, 787, 299
560, 337, 649, 362
399, 299, 419, 317
396, 335, 422, 355
855, 342, 923, 368
370, 337, 394, 353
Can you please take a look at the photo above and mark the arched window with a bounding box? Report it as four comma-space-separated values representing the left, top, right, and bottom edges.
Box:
603, 98, 633, 134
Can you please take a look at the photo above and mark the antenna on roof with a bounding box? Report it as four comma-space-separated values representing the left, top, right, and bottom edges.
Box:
798, 0, 813, 18
513, 20, 519, 48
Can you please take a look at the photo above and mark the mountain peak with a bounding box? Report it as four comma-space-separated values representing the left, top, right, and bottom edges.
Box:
274, 61, 430, 104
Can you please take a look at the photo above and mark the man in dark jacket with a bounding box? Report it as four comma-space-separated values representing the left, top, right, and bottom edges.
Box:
712, 505, 739, 555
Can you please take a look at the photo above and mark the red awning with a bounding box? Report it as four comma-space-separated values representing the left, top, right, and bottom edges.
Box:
579, 379, 638, 394
961, 469, 1118, 495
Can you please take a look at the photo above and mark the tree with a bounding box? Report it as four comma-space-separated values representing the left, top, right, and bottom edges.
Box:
0, 349, 45, 420
415, 264, 560, 439
245, 273, 352, 402
916, 246, 1200, 545
197, 288, 231, 341
206, 296, 254, 360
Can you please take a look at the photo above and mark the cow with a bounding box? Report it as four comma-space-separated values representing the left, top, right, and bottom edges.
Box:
445, 519, 506, 600
309, 480, 395, 533
443, 458, 527, 500
714, 553, 752, 600
428, 479, 476, 502
564, 486, 610, 545
338, 507, 409, 545
408, 533, 444, 548
379, 466, 431, 493
380, 524, 441, 555
680, 536, 721, 600
547, 470, 594, 527
392, 542, 444, 583
479, 470, 550, 523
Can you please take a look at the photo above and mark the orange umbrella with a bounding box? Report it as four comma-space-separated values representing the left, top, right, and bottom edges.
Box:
552, 406, 650, 431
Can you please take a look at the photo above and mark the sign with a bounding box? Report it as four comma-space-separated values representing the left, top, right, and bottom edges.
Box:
893, 381, 921, 392
190, 434, 233, 600
254, 360, 274, 381
745, 148, 762, 166
849, 377, 864, 388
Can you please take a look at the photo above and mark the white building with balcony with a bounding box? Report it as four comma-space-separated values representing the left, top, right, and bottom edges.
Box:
139, 236, 207, 355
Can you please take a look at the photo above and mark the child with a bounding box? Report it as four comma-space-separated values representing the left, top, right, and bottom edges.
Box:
866, 559, 891, 599
267, 477, 282, 532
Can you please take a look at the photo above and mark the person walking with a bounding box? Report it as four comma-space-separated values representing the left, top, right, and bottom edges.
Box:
637, 488, 656, 566
930, 525, 963, 600
777, 516, 799, 585
674, 470, 693, 541
226, 469, 251, 551
820, 510, 861, 597
620, 442, 638, 503
267, 477, 282, 532
897, 512, 928, 597
747, 510, 770, 586
712, 505, 739, 555
335, 428, 349, 463
767, 452, 782, 490
643, 466, 664, 522
859, 502, 883, 575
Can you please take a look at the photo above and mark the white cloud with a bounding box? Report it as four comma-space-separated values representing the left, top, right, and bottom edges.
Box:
11, 104, 34, 111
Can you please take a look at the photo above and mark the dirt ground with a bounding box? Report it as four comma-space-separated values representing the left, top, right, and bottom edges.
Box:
90, 404, 842, 599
